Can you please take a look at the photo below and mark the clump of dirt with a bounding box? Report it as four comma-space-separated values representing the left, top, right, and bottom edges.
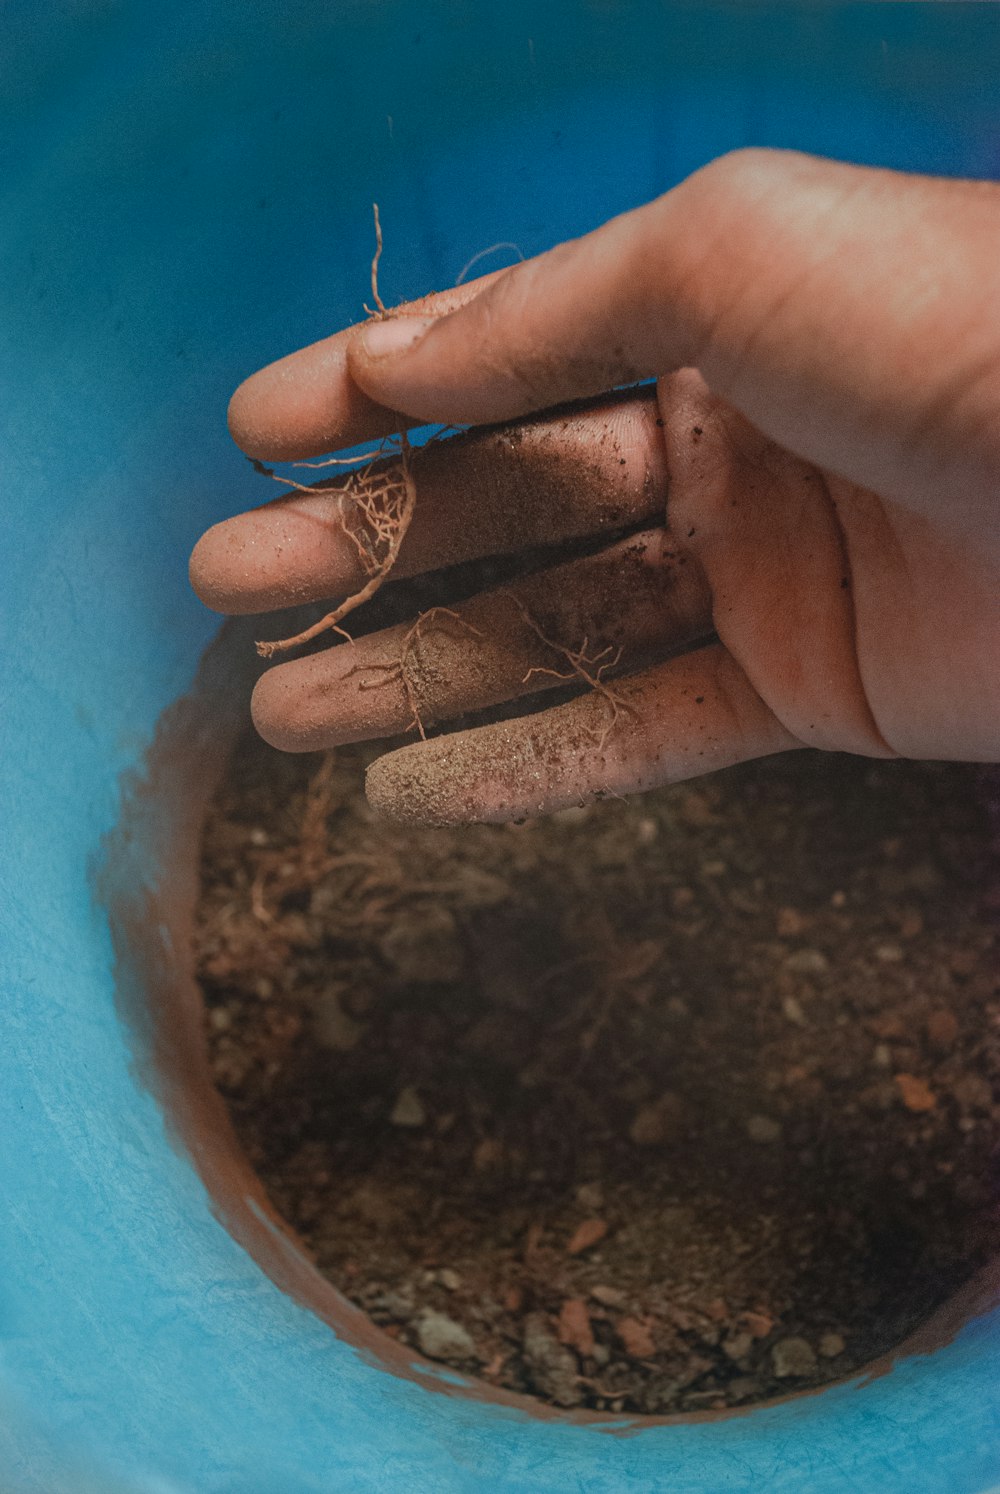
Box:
195, 735, 999, 1415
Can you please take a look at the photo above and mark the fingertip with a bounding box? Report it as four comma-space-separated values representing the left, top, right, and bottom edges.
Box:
188, 521, 235, 613
227, 358, 314, 462
251, 667, 315, 754
226, 375, 268, 459
365, 727, 538, 826
225, 334, 396, 462
227, 270, 511, 461
365, 740, 468, 827
188, 512, 292, 617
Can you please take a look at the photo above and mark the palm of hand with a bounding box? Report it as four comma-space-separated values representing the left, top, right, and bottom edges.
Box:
659, 370, 998, 768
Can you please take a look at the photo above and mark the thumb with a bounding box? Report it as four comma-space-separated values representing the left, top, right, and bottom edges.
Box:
348, 149, 1000, 512
347, 185, 701, 425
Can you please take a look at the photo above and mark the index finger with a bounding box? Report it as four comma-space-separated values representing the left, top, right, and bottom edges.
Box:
227, 268, 510, 462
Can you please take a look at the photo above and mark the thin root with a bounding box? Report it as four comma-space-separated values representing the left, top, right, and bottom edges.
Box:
256, 433, 415, 658
254, 206, 419, 661
344, 607, 484, 739
502, 591, 632, 751
369, 201, 387, 316
455, 240, 525, 286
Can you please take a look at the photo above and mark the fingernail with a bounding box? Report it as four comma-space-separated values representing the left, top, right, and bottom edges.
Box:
358, 314, 436, 359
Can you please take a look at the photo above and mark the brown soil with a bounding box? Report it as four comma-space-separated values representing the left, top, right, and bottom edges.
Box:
195, 733, 999, 1415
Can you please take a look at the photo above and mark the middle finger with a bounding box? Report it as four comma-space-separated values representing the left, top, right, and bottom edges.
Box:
189, 389, 667, 616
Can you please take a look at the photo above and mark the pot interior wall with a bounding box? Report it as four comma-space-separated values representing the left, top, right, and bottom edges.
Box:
3, 5, 1000, 1490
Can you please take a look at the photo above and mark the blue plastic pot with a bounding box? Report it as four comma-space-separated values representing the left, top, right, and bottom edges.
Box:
3, 5, 1000, 1490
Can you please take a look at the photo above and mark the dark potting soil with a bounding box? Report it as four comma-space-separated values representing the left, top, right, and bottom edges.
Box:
195, 731, 999, 1415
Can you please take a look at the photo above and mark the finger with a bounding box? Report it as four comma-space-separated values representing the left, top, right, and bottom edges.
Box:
250, 528, 713, 751
365, 643, 799, 825
347, 151, 1000, 512
189, 390, 665, 615
227, 268, 510, 461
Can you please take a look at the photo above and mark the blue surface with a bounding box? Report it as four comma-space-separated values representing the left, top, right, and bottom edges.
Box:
3, 4, 1000, 1489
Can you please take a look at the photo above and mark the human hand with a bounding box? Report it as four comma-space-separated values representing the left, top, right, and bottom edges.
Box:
190, 149, 1000, 824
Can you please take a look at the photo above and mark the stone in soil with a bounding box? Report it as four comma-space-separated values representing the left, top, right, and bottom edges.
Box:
746, 1114, 782, 1144
771, 1337, 819, 1378
522, 1313, 582, 1407
417, 1311, 479, 1364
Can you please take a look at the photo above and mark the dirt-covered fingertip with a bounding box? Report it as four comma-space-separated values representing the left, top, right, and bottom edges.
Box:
188, 521, 238, 612
250, 667, 324, 754
225, 368, 286, 460
365, 740, 474, 827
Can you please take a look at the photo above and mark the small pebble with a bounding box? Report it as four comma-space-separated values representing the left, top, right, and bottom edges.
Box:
629, 1093, 682, 1146
552, 805, 590, 827
776, 906, 807, 937
784, 948, 830, 976
747, 1114, 782, 1144
875, 942, 905, 964
437, 1268, 462, 1292
416, 1311, 478, 1363
371, 1289, 414, 1319
782, 995, 807, 1026
389, 1086, 427, 1128
722, 1331, 753, 1361
819, 1332, 846, 1359
771, 1336, 818, 1378
590, 1285, 627, 1308
727, 1376, 762, 1401
522, 1313, 582, 1406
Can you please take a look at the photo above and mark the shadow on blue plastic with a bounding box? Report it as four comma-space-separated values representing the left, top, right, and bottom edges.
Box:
3, 4, 1000, 1490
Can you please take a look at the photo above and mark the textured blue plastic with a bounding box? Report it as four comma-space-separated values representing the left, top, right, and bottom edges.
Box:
3, 4, 1000, 1490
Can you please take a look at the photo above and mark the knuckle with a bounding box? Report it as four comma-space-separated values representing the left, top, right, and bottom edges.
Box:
682, 147, 785, 216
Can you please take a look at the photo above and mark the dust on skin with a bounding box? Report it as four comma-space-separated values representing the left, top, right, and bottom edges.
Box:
251, 529, 714, 754
364, 653, 754, 828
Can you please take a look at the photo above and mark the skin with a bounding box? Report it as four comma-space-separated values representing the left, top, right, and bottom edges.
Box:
190, 148, 1000, 825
